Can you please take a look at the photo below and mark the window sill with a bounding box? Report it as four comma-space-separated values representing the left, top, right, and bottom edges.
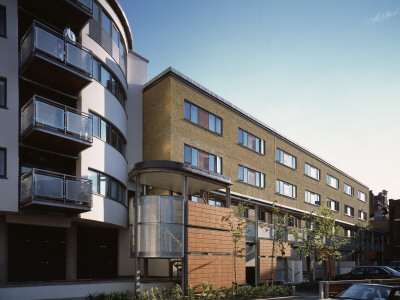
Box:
183, 118, 222, 137
344, 213, 354, 218
237, 180, 265, 190
304, 174, 320, 182
0, 176, 8, 179
358, 199, 367, 203
358, 218, 367, 222
326, 184, 339, 190
275, 161, 296, 171
237, 143, 264, 156
305, 201, 320, 207
275, 192, 296, 200
328, 209, 339, 213
344, 193, 354, 197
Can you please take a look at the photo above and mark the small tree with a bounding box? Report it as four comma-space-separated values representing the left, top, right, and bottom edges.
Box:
221, 203, 248, 293
290, 204, 351, 280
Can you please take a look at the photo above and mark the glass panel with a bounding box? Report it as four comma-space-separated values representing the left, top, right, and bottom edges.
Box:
93, 59, 99, 81
99, 173, 108, 196
112, 25, 119, 45
101, 65, 111, 89
35, 173, 63, 199
190, 105, 198, 123
0, 80, 5, 107
66, 179, 91, 203
198, 108, 209, 129
88, 170, 98, 193
35, 27, 64, 61
238, 129, 243, 144
243, 131, 248, 147
198, 150, 209, 170
184, 145, 191, 163
111, 129, 117, 148
21, 101, 34, 133
21, 172, 33, 200
93, 1, 100, 22
92, 114, 99, 137
0, 7, 5, 36
209, 114, 215, 132
217, 157, 222, 174
100, 119, 107, 141
35, 101, 64, 130
66, 111, 92, 139
101, 11, 111, 35
78, 0, 93, 11
184, 102, 190, 120
66, 42, 92, 74
216, 117, 222, 134
191, 148, 198, 166
0, 149, 5, 176
209, 154, 215, 172
238, 165, 243, 181
110, 179, 118, 200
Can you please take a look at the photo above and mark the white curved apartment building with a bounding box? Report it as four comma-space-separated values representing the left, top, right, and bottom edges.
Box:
0, 0, 147, 299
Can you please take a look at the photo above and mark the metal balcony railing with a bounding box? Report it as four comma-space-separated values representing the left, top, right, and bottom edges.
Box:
20, 20, 92, 76
20, 168, 92, 210
21, 95, 93, 143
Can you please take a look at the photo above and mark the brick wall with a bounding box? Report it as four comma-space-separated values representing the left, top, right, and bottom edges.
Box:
259, 239, 291, 257
188, 255, 246, 290
187, 202, 246, 289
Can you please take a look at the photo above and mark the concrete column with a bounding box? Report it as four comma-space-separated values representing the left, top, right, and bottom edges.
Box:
0, 215, 7, 284
66, 223, 77, 281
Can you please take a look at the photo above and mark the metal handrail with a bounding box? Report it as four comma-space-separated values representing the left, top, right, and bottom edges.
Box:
20, 20, 93, 76
20, 95, 93, 142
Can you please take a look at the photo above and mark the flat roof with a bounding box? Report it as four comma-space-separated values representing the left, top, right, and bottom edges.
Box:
144, 67, 369, 189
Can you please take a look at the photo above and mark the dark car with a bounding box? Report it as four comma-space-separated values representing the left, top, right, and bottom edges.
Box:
389, 262, 400, 272
334, 284, 400, 300
333, 266, 400, 280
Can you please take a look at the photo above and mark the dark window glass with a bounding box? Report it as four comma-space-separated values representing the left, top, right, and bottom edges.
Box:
184, 101, 190, 119
184, 101, 222, 135
0, 78, 5, 108
93, 2, 100, 23
100, 65, 111, 89
93, 59, 100, 81
101, 11, 111, 35
111, 129, 117, 148
0, 148, 6, 177
0, 6, 5, 37
184, 144, 191, 163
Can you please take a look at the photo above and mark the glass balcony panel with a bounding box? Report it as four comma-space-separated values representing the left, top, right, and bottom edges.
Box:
77, 0, 93, 10
35, 174, 64, 199
21, 101, 34, 133
66, 42, 92, 75
21, 173, 33, 201
66, 110, 92, 140
35, 26, 64, 61
66, 179, 91, 203
21, 29, 34, 65
35, 100, 65, 130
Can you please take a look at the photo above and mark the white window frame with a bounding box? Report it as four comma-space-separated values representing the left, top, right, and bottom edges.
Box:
238, 165, 265, 188
344, 205, 354, 217
276, 148, 296, 169
327, 198, 339, 212
327, 174, 339, 189
358, 190, 367, 202
358, 210, 367, 221
344, 183, 354, 196
276, 180, 297, 198
305, 163, 320, 180
305, 190, 320, 206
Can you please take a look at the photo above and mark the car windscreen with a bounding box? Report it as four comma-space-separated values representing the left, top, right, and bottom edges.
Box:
336, 285, 391, 300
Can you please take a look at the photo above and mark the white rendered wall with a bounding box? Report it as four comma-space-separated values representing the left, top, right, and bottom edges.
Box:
0, 0, 19, 213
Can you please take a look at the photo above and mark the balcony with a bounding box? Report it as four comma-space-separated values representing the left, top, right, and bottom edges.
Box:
21, 95, 93, 156
19, 0, 92, 34
20, 168, 92, 214
20, 21, 92, 96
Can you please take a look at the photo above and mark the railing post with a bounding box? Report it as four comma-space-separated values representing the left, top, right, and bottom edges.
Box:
319, 281, 324, 299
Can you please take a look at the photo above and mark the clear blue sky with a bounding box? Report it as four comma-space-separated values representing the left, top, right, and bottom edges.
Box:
120, 0, 400, 199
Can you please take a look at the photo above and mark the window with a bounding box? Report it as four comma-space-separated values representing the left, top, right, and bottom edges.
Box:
276, 148, 296, 169
184, 101, 222, 135
344, 229, 353, 238
259, 210, 266, 222
288, 216, 298, 228
238, 165, 265, 188
358, 191, 367, 202
344, 183, 354, 196
276, 180, 296, 198
0, 78, 6, 108
0, 148, 6, 177
344, 205, 354, 217
90, 112, 126, 156
327, 198, 339, 212
305, 190, 320, 206
184, 144, 222, 174
238, 128, 265, 154
327, 174, 339, 189
305, 163, 320, 180
358, 210, 367, 221
88, 169, 127, 206
0, 5, 5, 37
101, 10, 111, 35
93, 58, 126, 107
